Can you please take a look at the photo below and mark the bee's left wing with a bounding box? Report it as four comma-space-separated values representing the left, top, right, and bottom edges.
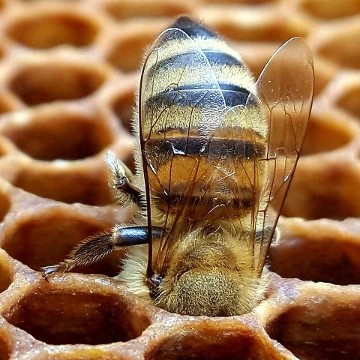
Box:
138, 25, 226, 275
253, 37, 314, 273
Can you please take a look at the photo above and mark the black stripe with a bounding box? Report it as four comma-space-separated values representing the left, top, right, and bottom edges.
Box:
155, 194, 254, 218
175, 83, 249, 93
146, 137, 264, 159
203, 51, 241, 66
170, 16, 217, 39
146, 86, 254, 109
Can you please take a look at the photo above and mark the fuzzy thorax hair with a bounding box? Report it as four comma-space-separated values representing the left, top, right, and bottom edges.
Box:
116, 229, 269, 316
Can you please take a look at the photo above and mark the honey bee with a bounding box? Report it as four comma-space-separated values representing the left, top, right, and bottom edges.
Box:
43, 17, 314, 316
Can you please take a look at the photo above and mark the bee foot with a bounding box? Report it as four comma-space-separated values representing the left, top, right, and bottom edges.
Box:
41, 264, 64, 278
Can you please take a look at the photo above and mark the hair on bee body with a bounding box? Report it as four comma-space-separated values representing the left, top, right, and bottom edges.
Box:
43, 16, 314, 316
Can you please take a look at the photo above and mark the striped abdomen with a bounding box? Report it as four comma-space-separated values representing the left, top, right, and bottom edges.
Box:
140, 17, 268, 223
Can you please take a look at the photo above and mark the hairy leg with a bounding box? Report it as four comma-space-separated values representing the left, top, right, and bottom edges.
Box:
105, 151, 143, 207
42, 226, 163, 277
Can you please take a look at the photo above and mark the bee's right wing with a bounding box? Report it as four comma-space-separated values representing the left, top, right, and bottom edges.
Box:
138, 26, 226, 276
253, 37, 314, 273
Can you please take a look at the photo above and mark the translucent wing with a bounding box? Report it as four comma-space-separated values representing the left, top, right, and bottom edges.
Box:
139, 20, 313, 280
139, 26, 227, 276
254, 37, 314, 273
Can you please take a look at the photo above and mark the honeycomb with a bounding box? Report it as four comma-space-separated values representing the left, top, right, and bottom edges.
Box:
0, 0, 359, 359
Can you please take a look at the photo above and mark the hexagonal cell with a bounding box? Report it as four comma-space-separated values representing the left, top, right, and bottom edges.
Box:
0, 156, 114, 205
266, 288, 360, 359
313, 18, 360, 69
283, 155, 360, 220
0, 107, 114, 161
103, 0, 192, 20
145, 320, 291, 360
301, 109, 356, 155
5, 6, 99, 49
0, 206, 124, 275
8, 58, 108, 106
335, 78, 360, 119
298, 0, 360, 19
312, 56, 337, 96
106, 23, 164, 73
2, 280, 151, 345
270, 220, 360, 285
205, 9, 311, 43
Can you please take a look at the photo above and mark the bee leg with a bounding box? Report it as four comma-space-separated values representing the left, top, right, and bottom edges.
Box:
42, 226, 163, 278
42, 232, 115, 278
105, 151, 143, 207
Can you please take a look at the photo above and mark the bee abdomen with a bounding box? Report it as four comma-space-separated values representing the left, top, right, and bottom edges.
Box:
141, 17, 268, 221
143, 17, 256, 111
